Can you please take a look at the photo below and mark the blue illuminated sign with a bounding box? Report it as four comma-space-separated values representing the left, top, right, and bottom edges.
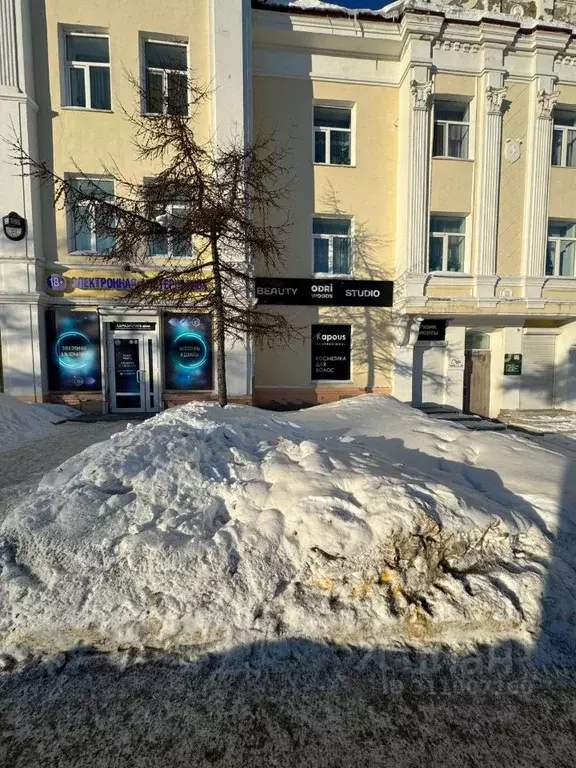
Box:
163, 314, 213, 391
46, 310, 102, 391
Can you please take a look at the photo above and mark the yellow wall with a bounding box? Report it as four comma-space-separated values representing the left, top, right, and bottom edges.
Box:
33, 0, 211, 263
549, 166, 576, 219
434, 73, 476, 98
430, 158, 474, 214
497, 81, 530, 276
252, 76, 397, 391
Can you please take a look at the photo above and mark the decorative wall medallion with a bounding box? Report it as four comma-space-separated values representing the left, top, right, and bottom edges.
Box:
504, 138, 522, 163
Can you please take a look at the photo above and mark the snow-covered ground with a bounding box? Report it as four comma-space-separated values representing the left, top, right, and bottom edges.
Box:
1, 394, 574, 662
0, 394, 81, 454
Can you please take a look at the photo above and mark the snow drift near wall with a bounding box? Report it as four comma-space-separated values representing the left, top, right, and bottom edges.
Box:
0, 394, 80, 454
0, 395, 572, 658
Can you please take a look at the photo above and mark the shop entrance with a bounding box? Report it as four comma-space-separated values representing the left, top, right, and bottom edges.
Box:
463, 331, 491, 418
107, 322, 160, 413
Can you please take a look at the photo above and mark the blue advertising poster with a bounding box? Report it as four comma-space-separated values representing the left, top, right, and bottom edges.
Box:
163, 314, 213, 391
46, 309, 102, 391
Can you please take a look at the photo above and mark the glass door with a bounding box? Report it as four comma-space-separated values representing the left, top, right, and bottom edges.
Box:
108, 329, 160, 414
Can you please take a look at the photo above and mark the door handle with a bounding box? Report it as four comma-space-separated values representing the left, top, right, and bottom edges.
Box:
136, 369, 145, 383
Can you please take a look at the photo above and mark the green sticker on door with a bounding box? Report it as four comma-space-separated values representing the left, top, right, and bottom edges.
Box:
504, 354, 522, 375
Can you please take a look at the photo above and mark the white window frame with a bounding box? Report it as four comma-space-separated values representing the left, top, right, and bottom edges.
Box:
312, 216, 353, 277
546, 221, 576, 277
65, 32, 111, 110
68, 177, 115, 254
149, 203, 191, 258
143, 39, 188, 116
433, 101, 470, 160
552, 117, 576, 168
313, 103, 354, 166
428, 216, 467, 273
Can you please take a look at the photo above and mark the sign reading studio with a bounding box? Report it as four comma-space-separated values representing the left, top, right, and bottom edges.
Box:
312, 325, 352, 381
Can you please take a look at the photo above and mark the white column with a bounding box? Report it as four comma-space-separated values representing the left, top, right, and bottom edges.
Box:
0, 0, 45, 401
407, 76, 433, 275
522, 79, 559, 289
474, 79, 506, 286
443, 325, 465, 410
209, 0, 252, 398
391, 314, 423, 403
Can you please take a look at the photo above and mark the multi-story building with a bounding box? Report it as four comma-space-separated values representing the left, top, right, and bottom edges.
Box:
2, 0, 576, 417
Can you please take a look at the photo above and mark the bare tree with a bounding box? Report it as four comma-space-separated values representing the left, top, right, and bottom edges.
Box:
13, 76, 296, 406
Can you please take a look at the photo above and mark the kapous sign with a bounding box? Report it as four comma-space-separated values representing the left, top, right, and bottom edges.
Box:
311, 324, 351, 381
255, 278, 393, 307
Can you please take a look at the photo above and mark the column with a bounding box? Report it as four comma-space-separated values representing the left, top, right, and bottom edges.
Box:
474, 78, 507, 292
209, 0, 252, 399
407, 76, 433, 276
522, 78, 559, 291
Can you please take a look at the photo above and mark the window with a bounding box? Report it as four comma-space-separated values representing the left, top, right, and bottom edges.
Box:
546, 221, 576, 276
314, 106, 352, 165
429, 216, 466, 272
552, 112, 576, 168
149, 203, 191, 258
433, 102, 469, 159
313, 217, 352, 275
144, 41, 188, 116
69, 178, 115, 253
65, 34, 111, 110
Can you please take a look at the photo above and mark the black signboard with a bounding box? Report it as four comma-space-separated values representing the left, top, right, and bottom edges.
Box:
504, 353, 522, 376
255, 278, 393, 307
417, 319, 446, 342
2, 211, 26, 241
312, 324, 351, 381
110, 322, 156, 331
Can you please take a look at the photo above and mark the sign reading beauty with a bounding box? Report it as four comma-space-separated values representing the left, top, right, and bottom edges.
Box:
255, 278, 393, 307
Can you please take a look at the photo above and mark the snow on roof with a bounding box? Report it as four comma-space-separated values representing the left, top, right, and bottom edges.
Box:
256, 0, 576, 34
1, 394, 574, 660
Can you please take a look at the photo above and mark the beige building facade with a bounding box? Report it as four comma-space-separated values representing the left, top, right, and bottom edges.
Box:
2, 0, 576, 416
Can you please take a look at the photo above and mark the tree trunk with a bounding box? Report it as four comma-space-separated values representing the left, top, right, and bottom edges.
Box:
211, 237, 228, 407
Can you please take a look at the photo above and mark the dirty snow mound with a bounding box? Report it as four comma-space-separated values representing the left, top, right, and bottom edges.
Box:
0, 395, 571, 658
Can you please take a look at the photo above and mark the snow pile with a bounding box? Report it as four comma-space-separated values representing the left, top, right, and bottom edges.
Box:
0, 395, 572, 658
0, 394, 80, 454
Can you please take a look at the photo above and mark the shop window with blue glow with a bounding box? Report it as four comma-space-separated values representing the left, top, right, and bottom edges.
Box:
69, 178, 115, 253
314, 106, 352, 165
429, 216, 465, 272
313, 217, 352, 276
66, 34, 111, 110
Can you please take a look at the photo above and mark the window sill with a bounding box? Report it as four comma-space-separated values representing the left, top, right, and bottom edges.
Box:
142, 111, 190, 118
313, 162, 356, 169
432, 156, 473, 162
312, 273, 353, 279
427, 271, 471, 277
61, 106, 113, 114
550, 164, 576, 170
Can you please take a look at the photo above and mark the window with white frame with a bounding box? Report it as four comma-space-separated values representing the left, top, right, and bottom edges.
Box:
433, 101, 469, 159
65, 33, 111, 110
552, 112, 576, 168
313, 217, 352, 275
429, 216, 466, 272
144, 41, 188, 116
314, 106, 352, 166
149, 203, 191, 258
546, 221, 576, 276
69, 178, 115, 253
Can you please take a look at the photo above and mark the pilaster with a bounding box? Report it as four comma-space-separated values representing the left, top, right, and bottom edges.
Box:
407, 72, 433, 274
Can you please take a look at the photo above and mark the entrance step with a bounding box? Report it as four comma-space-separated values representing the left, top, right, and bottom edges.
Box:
430, 412, 482, 422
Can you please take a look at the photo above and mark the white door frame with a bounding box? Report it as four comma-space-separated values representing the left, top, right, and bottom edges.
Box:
106, 322, 161, 414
